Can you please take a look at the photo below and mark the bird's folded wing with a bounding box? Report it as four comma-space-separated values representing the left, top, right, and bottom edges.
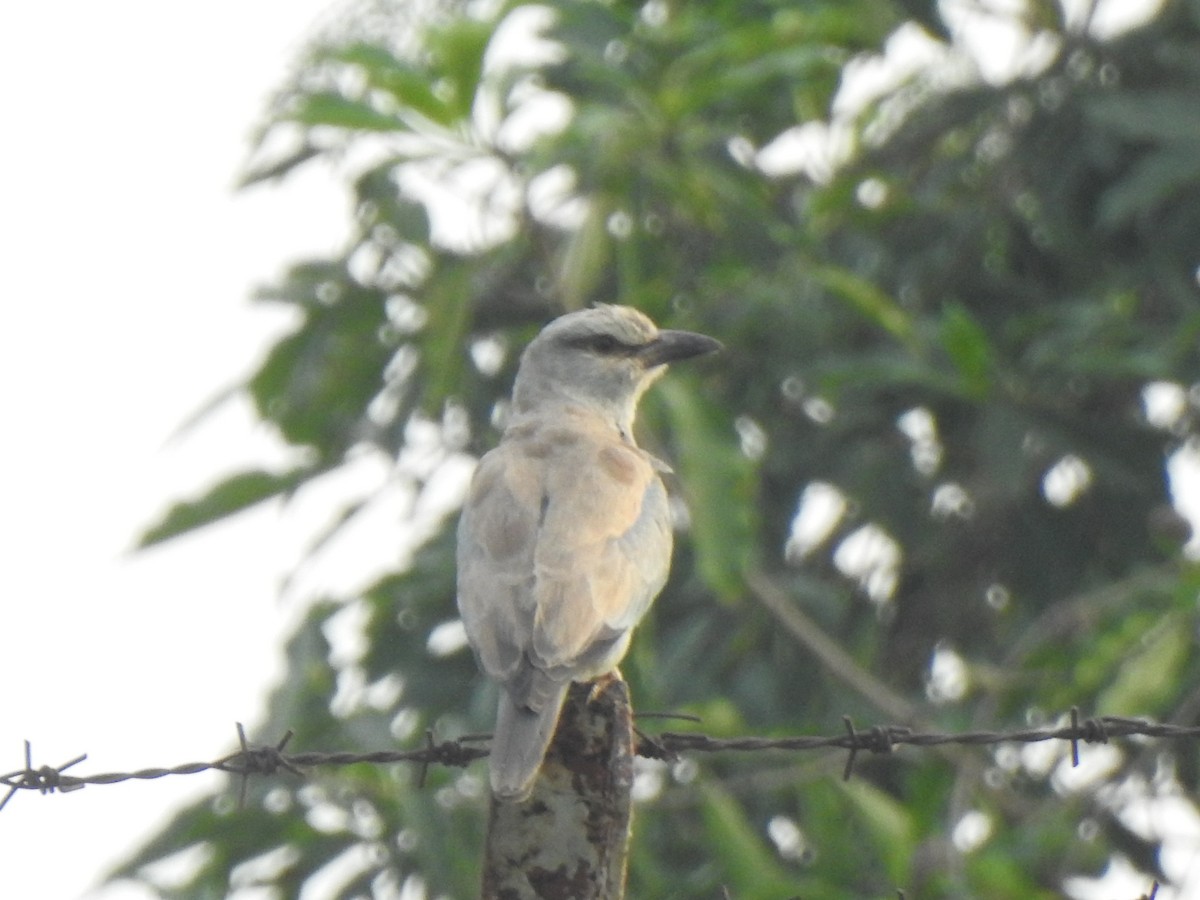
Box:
531, 434, 672, 669
457, 418, 672, 691
455, 445, 542, 684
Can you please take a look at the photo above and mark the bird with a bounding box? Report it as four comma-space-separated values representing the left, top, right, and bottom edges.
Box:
456, 304, 721, 800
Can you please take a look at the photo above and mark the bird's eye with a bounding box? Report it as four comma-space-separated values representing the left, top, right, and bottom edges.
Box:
591, 334, 620, 354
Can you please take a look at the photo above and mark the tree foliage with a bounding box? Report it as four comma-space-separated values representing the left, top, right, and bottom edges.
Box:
115, 0, 1200, 896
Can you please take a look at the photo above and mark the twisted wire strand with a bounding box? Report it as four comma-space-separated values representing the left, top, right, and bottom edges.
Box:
3, 712, 1197, 812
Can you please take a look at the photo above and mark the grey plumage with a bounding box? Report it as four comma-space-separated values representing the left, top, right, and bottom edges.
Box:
456, 305, 721, 800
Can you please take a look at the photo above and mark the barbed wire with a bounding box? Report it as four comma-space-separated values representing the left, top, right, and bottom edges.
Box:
0, 723, 490, 813
4, 709, 1198, 813
640, 709, 1200, 778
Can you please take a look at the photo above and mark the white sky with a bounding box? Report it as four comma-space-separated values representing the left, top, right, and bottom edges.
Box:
0, 2, 345, 897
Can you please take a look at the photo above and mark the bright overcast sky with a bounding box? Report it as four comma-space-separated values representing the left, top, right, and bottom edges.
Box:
0, 2, 344, 897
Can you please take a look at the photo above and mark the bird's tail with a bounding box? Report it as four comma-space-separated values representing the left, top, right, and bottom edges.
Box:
490, 684, 568, 801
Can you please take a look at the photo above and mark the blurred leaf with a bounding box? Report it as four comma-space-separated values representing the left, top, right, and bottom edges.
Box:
656, 376, 758, 601
355, 161, 431, 244
558, 198, 611, 308
699, 782, 804, 897
324, 42, 455, 125
286, 91, 404, 132
252, 600, 342, 747
358, 533, 477, 715
1086, 91, 1200, 143
417, 260, 475, 412
1098, 148, 1200, 228
811, 264, 917, 348
1098, 612, 1189, 715
137, 467, 312, 547
247, 270, 390, 451
423, 17, 495, 119
938, 303, 994, 396
839, 779, 917, 886
238, 143, 321, 187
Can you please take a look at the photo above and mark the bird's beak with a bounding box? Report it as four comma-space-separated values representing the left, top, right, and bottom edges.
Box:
638, 329, 723, 368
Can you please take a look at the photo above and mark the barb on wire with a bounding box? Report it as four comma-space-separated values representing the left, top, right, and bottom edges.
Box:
218, 723, 302, 808
2, 711, 1199, 811
0, 741, 87, 813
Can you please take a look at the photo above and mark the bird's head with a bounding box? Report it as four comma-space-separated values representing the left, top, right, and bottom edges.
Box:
511, 305, 722, 432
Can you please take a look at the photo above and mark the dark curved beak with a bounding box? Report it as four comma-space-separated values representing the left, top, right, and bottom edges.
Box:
639, 329, 723, 367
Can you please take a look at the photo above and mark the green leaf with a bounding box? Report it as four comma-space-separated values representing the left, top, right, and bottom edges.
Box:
939, 303, 994, 395
287, 91, 403, 132
698, 782, 805, 897
1098, 612, 1189, 715
238, 143, 321, 188
811, 264, 917, 348
655, 376, 757, 601
417, 259, 475, 412
1098, 148, 1200, 228
1086, 91, 1200, 143
424, 17, 496, 119
354, 161, 432, 243
247, 271, 391, 451
558, 198, 612, 308
324, 43, 455, 125
136, 467, 312, 548
839, 779, 917, 886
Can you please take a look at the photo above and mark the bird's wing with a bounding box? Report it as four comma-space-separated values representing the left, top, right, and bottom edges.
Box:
455, 441, 544, 686
529, 421, 672, 674
457, 414, 672, 703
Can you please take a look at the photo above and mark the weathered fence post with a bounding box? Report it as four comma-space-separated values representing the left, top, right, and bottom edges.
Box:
481, 676, 635, 899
